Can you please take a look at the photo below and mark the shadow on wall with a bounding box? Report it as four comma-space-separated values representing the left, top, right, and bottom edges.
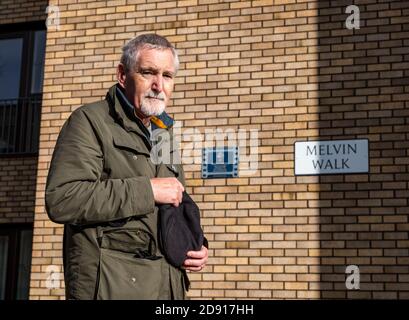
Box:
315, 0, 409, 299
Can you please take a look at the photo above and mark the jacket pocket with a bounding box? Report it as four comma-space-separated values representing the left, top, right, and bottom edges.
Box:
95, 227, 163, 299
110, 130, 156, 178
96, 248, 163, 300
99, 227, 158, 258
112, 131, 150, 157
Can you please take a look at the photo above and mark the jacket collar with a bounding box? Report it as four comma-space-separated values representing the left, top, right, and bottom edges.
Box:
106, 84, 174, 136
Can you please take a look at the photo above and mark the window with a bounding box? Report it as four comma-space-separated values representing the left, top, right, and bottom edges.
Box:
0, 37, 23, 100
0, 22, 46, 154
0, 224, 33, 300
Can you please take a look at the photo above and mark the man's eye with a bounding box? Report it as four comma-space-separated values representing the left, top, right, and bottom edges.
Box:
142, 70, 153, 75
164, 74, 173, 79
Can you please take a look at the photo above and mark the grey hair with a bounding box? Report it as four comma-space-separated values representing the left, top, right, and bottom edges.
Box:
120, 33, 179, 74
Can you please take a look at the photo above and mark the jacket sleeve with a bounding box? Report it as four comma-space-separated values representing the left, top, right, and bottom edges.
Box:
45, 108, 155, 226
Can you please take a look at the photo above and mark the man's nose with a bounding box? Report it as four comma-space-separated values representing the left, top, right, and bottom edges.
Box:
151, 74, 164, 92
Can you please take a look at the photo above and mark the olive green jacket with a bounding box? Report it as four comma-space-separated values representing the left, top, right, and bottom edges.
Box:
45, 84, 188, 300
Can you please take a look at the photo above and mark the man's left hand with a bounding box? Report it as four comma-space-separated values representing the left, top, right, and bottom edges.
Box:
183, 245, 208, 272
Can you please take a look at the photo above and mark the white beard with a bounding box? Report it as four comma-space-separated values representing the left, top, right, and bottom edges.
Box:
140, 97, 166, 116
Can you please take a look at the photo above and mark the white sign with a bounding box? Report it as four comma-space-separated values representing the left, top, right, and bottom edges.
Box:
295, 139, 368, 175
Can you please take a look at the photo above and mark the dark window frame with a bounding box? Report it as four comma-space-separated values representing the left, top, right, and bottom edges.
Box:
0, 21, 46, 156
0, 21, 45, 99
0, 223, 33, 300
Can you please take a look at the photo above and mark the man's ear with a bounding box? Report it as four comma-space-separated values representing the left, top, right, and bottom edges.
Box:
117, 63, 127, 89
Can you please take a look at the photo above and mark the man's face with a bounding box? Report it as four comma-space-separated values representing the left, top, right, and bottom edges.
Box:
117, 47, 176, 118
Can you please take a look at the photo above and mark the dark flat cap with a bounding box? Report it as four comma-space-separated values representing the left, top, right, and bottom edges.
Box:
158, 192, 204, 267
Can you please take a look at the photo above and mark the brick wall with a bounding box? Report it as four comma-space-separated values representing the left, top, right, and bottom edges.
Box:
0, 0, 47, 24
0, 157, 38, 223
31, 0, 409, 299
0, 0, 47, 225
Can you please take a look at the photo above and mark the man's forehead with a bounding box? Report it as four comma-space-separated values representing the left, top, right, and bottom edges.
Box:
137, 47, 175, 71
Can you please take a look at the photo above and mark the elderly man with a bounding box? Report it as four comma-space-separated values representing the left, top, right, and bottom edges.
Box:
45, 34, 208, 300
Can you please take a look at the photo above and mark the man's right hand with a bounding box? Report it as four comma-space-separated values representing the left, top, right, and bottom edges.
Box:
150, 177, 185, 207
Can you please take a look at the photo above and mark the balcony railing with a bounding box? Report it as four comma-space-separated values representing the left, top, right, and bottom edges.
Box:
0, 96, 41, 155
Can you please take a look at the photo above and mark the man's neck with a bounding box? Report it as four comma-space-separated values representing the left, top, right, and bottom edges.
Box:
134, 108, 151, 127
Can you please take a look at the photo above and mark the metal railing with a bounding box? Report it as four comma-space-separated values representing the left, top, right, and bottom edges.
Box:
0, 95, 41, 155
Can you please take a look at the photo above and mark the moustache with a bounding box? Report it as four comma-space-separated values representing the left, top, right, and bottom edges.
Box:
145, 91, 165, 101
